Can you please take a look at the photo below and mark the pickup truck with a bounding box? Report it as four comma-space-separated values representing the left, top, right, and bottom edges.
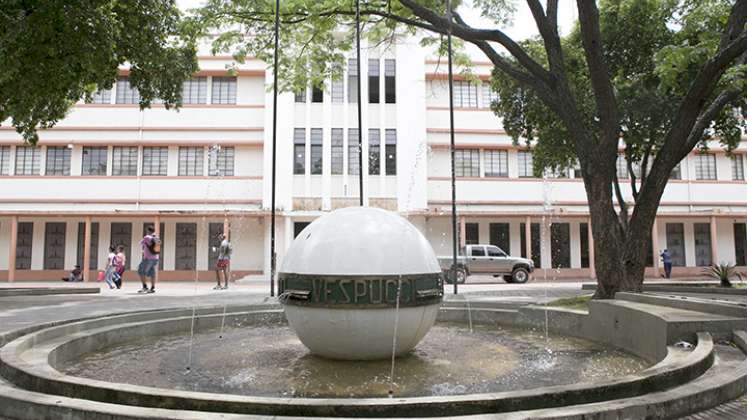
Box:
438, 244, 534, 284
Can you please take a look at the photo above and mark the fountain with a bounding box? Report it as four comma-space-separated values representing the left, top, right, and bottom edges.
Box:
278, 206, 443, 360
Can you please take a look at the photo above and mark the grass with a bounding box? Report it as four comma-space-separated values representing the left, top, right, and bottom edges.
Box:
546, 295, 593, 311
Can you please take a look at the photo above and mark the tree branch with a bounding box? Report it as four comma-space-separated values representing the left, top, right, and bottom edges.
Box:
576, 1, 619, 148
527, 0, 564, 75
398, 0, 553, 85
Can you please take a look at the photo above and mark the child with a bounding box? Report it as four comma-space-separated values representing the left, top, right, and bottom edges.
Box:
113, 245, 126, 289
104, 245, 117, 289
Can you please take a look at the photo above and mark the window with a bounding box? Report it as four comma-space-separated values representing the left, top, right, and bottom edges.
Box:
551, 223, 571, 268
732, 154, 744, 181
208, 146, 234, 176
485, 150, 508, 177
455, 149, 480, 177
91, 88, 112, 104
453, 81, 478, 108
45, 146, 71, 175
81, 147, 107, 175
310, 128, 323, 175
182, 77, 207, 104
518, 151, 534, 177
735, 223, 746, 266
76, 222, 99, 269
311, 85, 323, 103
331, 79, 344, 103
348, 128, 360, 175
143, 223, 165, 269
347, 58, 358, 103
665, 223, 686, 266
294, 222, 311, 238
44, 222, 66, 269
470, 246, 486, 257
694, 153, 716, 180
112, 146, 138, 176
385, 129, 397, 175
294, 89, 306, 103
110, 223, 132, 268
293, 128, 306, 175
16, 222, 33, 270
115, 77, 140, 104
368, 129, 380, 175
384, 59, 396, 104
15, 146, 41, 175
0, 146, 10, 175
670, 163, 682, 180
694, 223, 712, 267
178, 147, 204, 176
211, 76, 237, 104
525, 223, 542, 268
331, 129, 344, 175
489, 223, 510, 253
465, 223, 479, 244
616, 155, 629, 179
487, 246, 505, 257
175, 223, 197, 270
368, 59, 380, 103
142, 147, 168, 176
482, 84, 498, 108
580, 223, 590, 268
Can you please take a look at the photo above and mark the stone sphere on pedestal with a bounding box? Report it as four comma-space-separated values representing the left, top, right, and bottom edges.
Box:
279, 207, 444, 361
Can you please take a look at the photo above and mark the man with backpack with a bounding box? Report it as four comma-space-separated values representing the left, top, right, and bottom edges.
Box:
138, 225, 160, 294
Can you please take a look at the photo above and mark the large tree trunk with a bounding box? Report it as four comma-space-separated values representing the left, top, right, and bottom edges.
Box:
585, 170, 660, 299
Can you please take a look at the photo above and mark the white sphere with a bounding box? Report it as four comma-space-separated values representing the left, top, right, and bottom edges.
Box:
280, 207, 443, 360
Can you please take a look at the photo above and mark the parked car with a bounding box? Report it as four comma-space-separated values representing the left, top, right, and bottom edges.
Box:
437, 244, 534, 284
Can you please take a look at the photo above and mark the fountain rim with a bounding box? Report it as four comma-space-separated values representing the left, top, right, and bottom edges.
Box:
0, 304, 715, 417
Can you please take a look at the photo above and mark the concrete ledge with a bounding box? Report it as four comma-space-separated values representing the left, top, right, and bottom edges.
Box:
583, 282, 747, 295
616, 292, 747, 318
0, 287, 100, 297
0, 306, 716, 418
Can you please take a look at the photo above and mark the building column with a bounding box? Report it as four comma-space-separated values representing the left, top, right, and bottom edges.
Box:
588, 217, 595, 279
8, 216, 18, 282
710, 215, 718, 265
524, 216, 532, 259
83, 216, 92, 282
459, 216, 466, 248
651, 218, 660, 270
223, 217, 230, 240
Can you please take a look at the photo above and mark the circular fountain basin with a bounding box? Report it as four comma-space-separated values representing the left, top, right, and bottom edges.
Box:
61, 321, 646, 398
279, 207, 444, 360
0, 304, 718, 418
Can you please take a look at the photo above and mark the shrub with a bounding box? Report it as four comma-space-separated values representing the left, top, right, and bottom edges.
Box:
703, 263, 737, 288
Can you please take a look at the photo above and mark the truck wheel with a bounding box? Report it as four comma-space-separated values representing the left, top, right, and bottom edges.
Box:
511, 267, 529, 284
450, 266, 467, 284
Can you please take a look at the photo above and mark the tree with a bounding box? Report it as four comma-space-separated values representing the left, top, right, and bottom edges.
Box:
194, 0, 747, 298
0, 0, 199, 144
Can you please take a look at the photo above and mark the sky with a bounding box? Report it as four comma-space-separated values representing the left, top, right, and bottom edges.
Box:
176, 0, 578, 42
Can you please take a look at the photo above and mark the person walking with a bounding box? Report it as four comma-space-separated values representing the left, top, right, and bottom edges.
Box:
104, 245, 117, 289
138, 226, 160, 293
213, 233, 232, 290
660, 249, 673, 279
113, 245, 126, 289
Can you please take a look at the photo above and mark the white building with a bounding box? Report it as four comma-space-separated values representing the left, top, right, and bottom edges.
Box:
1, 39, 746, 283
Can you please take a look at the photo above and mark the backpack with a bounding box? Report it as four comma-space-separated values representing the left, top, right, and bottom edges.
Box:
147, 236, 160, 255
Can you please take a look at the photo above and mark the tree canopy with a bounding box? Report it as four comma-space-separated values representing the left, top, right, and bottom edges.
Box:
0, 0, 199, 144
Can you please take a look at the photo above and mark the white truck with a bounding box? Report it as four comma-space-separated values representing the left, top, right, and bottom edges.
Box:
438, 244, 534, 284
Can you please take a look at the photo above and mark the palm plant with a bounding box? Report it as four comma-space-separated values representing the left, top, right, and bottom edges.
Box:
703, 263, 737, 288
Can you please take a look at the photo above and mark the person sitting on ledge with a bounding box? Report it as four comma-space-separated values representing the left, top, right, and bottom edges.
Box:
62, 265, 83, 282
